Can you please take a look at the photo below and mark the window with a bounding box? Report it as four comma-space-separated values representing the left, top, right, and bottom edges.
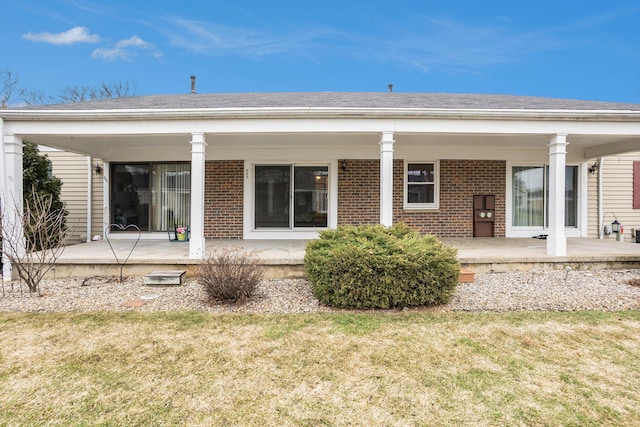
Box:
254, 164, 328, 229
511, 165, 578, 228
405, 161, 439, 209
111, 162, 190, 231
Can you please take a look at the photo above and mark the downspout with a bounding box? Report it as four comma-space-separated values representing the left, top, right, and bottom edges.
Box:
0, 118, 4, 208
86, 156, 92, 242
0, 118, 7, 280
598, 157, 604, 239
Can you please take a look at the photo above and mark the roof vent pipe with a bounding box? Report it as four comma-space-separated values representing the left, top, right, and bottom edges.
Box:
388, 84, 393, 93
190, 75, 196, 94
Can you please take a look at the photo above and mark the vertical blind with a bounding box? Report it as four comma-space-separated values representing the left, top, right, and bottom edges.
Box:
512, 166, 545, 227
152, 163, 191, 231
512, 165, 578, 228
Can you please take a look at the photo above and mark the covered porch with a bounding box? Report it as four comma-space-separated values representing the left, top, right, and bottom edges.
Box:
3, 92, 640, 280
45, 237, 640, 279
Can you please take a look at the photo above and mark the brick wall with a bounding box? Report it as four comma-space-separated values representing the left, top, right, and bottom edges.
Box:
394, 159, 506, 237
204, 159, 505, 239
336, 159, 506, 237
204, 160, 243, 239
337, 159, 380, 226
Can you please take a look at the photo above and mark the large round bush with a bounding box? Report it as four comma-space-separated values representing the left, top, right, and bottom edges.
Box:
304, 224, 460, 309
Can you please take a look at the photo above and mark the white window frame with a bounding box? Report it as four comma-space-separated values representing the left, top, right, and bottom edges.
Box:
243, 160, 338, 239
506, 161, 587, 238
403, 160, 440, 210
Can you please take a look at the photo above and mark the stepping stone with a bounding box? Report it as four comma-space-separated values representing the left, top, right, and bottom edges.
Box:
144, 270, 186, 286
458, 268, 475, 283
122, 300, 146, 307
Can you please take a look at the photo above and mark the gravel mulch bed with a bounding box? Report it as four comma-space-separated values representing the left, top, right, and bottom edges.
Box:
1, 269, 639, 314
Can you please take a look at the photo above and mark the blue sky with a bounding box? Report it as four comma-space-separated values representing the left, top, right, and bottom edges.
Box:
3, 0, 640, 103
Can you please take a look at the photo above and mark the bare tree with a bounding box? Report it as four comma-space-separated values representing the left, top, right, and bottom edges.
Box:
2, 70, 136, 105
1, 69, 21, 108
1, 191, 70, 293
21, 89, 56, 106
59, 80, 136, 103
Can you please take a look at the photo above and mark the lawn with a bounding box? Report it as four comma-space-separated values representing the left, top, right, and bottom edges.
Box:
1, 311, 639, 426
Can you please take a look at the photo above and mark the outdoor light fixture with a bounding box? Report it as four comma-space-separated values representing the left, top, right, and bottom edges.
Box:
588, 162, 599, 175
341, 160, 347, 171
612, 219, 620, 233
93, 163, 103, 175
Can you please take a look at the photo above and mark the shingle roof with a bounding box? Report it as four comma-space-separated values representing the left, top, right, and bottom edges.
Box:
18, 92, 640, 111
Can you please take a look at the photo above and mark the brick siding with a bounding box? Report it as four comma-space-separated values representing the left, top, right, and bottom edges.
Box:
204, 160, 243, 239
337, 159, 380, 226
336, 159, 506, 237
204, 159, 505, 239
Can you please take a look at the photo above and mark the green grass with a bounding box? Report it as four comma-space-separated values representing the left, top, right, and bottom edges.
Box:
1, 311, 639, 426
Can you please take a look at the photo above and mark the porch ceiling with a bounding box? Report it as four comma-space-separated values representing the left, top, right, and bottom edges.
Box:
19, 131, 640, 163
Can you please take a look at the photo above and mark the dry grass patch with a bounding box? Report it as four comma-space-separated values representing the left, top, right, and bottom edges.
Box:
0, 311, 639, 426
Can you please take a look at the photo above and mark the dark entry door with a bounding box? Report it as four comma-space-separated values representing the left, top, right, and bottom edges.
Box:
473, 195, 495, 237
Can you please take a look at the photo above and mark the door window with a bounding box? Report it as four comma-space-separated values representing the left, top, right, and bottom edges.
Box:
254, 164, 329, 229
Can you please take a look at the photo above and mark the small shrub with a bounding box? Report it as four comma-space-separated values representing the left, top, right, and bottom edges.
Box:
196, 248, 265, 304
304, 223, 460, 309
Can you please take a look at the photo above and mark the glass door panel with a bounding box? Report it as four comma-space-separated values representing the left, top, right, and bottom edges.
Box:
151, 163, 191, 231
111, 164, 150, 231
255, 165, 291, 228
294, 166, 328, 228
544, 165, 579, 227
564, 166, 578, 227
512, 166, 544, 227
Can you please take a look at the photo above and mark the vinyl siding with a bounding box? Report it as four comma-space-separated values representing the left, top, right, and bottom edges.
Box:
587, 153, 640, 242
45, 150, 104, 244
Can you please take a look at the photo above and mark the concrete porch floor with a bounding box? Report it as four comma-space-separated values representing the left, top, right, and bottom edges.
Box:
43, 237, 640, 279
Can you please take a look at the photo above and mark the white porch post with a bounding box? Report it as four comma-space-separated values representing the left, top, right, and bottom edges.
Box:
0, 120, 7, 281
102, 161, 110, 237
547, 134, 568, 256
2, 134, 24, 281
189, 132, 207, 259
379, 131, 395, 227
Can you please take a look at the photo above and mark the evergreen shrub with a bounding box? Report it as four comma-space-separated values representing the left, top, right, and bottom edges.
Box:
304, 223, 460, 309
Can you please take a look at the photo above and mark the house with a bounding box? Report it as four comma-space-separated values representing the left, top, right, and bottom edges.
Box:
2, 92, 640, 276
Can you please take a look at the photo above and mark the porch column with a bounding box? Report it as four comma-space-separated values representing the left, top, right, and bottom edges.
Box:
379, 131, 395, 227
547, 134, 568, 256
2, 134, 24, 281
189, 132, 207, 259
102, 161, 110, 236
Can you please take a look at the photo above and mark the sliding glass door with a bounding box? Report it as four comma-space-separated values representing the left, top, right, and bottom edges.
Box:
111, 162, 190, 231
255, 164, 328, 230
511, 165, 578, 228
151, 163, 191, 231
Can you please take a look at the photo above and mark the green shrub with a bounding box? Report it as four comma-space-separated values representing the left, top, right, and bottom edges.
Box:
304, 224, 460, 309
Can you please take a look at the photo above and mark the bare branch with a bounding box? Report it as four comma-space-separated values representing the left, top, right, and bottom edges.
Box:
60, 80, 136, 103
1, 70, 20, 108
1, 191, 70, 293
21, 89, 56, 106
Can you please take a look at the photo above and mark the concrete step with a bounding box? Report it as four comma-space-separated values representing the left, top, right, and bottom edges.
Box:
458, 268, 475, 283
144, 270, 186, 286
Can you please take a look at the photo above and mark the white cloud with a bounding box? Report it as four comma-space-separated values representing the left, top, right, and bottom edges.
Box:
158, 16, 336, 58
91, 35, 163, 61
156, 15, 559, 74
23, 26, 100, 45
